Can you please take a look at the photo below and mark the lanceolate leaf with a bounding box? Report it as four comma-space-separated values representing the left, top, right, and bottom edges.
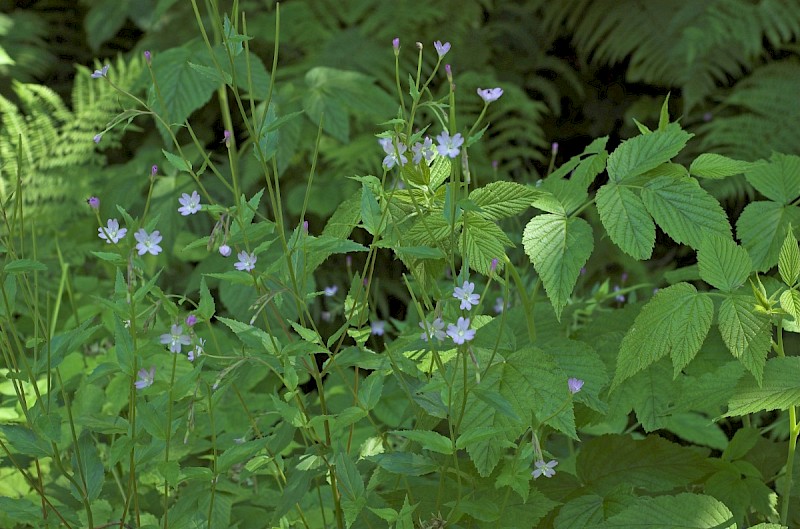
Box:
726, 357, 800, 416
523, 214, 593, 320
598, 493, 734, 529
718, 295, 772, 384
468, 181, 537, 220
779, 228, 800, 286
641, 175, 731, 249
606, 126, 693, 184
697, 236, 752, 292
595, 182, 655, 260
736, 201, 800, 272
613, 283, 713, 387
689, 153, 755, 179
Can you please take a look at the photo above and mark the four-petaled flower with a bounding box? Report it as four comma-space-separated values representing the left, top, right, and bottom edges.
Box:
568, 377, 584, 394
134, 229, 162, 256
188, 338, 205, 362
91, 65, 109, 78
453, 281, 480, 310
379, 137, 408, 169
434, 41, 451, 58
532, 459, 558, 479
324, 285, 338, 297
420, 317, 446, 342
477, 87, 503, 103
135, 366, 155, 390
371, 320, 386, 336
435, 131, 464, 158
178, 191, 202, 216
160, 324, 192, 354
411, 137, 436, 165
235, 251, 257, 271
447, 317, 475, 345
98, 219, 127, 244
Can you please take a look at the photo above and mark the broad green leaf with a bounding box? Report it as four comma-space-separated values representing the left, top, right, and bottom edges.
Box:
578, 435, 710, 494
334, 451, 366, 528
357, 371, 384, 411
690, 153, 755, 179
460, 213, 512, 275
523, 214, 593, 319
360, 183, 384, 236
631, 360, 675, 432
392, 430, 453, 455
726, 357, 800, 416
606, 126, 693, 183
599, 493, 734, 529
468, 181, 536, 220
530, 189, 566, 215
553, 495, 606, 529
571, 151, 608, 190
544, 338, 609, 413
745, 152, 800, 204
697, 236, 752, 292
718, 295, 772, 384
613, 283, 713, 387
781, 289, 800, 320
641, 175, 731, 249
85, 0, 130, 51
0, 424, 51, 457
665, 412, 729, 451
779, 228, 800, 286
539, 178, 587, 214
324, 191, 361, 239
371, 452, 438, 476
595, 182, 655, 259
736, 201, 800, 272
216, 317, 279, 355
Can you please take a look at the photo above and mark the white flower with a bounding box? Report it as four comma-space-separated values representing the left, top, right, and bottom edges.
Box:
178, 191, 202, 216
235, 251, 257, 272
477, 87, 503, 103
98, 219, 127, 244
532, 459, 558, 479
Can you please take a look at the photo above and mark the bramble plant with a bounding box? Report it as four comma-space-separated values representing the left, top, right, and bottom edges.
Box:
2, 2, 800, 529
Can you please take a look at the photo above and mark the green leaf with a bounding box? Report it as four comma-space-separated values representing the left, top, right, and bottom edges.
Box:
727, 357, 800, 416
0, 424, 51, 457
595, 183, 655, 260
613, 283, 713, 387
571, 151, 608, 190
606, 126, 693, 183
641, 175, 731, 249
781, 289, 800, 321
360, 183, 384, 236
577, 435, 711, 494
598, 493, 734, 529
779, 228, 800, 286
718, 295, 772, 384
468, 182, 536, 220
335, 451, 366, 528
745, 152, 800, 204
253, 101, 279, 163
554, 495, 607, 529
371, 452, 438, 476
530, 189, 566, 215
460, 214, 512, 275
736, 201, 800, 272
85, 0, 130, 51
216, 317, 279, 355
697, 236, 752, 292
657, 93, 671, 131
114, 316, 134, 376
3, 258, 47, 274
162, 149, 193, 173
392, 430, 453, 455
523, 214, 593, 319
357, 371, 383, 411
689, 153, 755, 179
197, 277, 215, 320
188, 62, 232, 85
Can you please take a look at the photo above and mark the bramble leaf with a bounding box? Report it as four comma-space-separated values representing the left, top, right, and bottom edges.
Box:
689, 153, 755, 179
726, 357, 800, 416
606, 126, 693, 183
718, 295, 772, 384
745, 152, 800, 204
697, 236, 752, 292
598, 493, 734, 529
736, 201, 800, 272
595, 182, 655, 260
468, 181, 536, 220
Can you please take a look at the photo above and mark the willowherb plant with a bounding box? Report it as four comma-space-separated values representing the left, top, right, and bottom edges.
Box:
2, 3, 800, 529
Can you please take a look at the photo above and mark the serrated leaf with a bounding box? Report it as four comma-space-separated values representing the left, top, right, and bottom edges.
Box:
392, 430, 453, 454
690, 153, 754, 179
530, 189, 566, 214
371, 452, 438, 476
780, 289, 800, 320
3, 259, 47, 273
595, 183, 655, 259
658, 94, 671, 131
553, 495, 605, 529
468, 181, 536, 220
726, 357, 800, 416
460, 214, 512, 275
599, 493, 734, 529
571, 151, 608, 190
779, 228, 800, 286
360, 183, 384, 236
697, 236, 752, 292
606, 126, 693, 183
736, 201, 800, 272
197, 277, 215, 320
613, 283, 713, 387
718, 296, 772, 384
641, 175, 731, 249
745, 152, 800, 204
161, 149, 192, 173
523, 214, 593, 319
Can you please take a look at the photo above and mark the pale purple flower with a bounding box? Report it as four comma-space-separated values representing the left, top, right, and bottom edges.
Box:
435, 131, 464, 158
477, 87, 503, 103
614, 285, 625, 303
144, 50, 151, 63
411, 137, 436, 164
392, 38, 400, 51
371, 320, 386, 336
135, 367, 155, 390
160, 324, 192, 354
445, 64, 452, 80
134, 229, 163, 256
568, 377, 584, 394
185, 314, 198, 327
91, 65, 109, 78
235, 251, 257, 272
532, 459, 558, 479
420, 317, 446, 342
379, 137, 408, 169
434, 41, 451, 58
491, 258, 499, 272
494, 297, 505, 314
324, 285, 338, 297
453, 281, 480, 310
93, 134, 102, 144
98, 218, 127, 244
447, 317, 475, 345
551, 142, 559, 154
178, 191, 202, 215
219, 244, 231, 257
188, 338, 205, 362
151, 165, 158, 176
580, 267, 587, 275
87, 196, 100, 209
621, 272, 628, 283
303, 220, 309, 233
223, 129, 232, 147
